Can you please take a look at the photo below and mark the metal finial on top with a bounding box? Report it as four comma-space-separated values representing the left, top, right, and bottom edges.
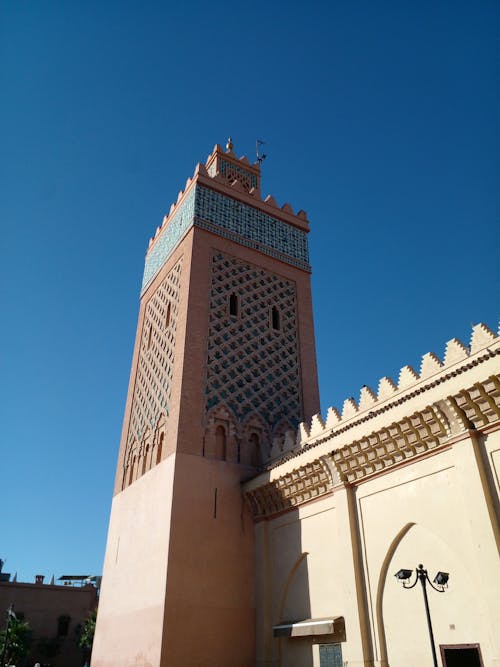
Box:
226, 137, 233, 151
256, 139, 266, 164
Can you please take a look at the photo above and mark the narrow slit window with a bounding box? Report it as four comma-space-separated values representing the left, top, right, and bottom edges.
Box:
141, 447, 149, 475
271, 306, 280, 331
147, 324, 153, 350
250, 433, 260, 467
229, 293, 239, 317
156, 433, 164, 465
215, 425, 227, 461
128, 457, 136, 486
165, 302, 171, 328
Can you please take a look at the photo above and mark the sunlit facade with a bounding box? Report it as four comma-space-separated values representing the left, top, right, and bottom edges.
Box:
92, 143, 500, 667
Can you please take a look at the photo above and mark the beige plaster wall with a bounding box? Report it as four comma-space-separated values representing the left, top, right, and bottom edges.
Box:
249, 336, 499, 666
486, 429, 500, 503
256, 426, 500, 667
357, 443, 499, 667
261, 493, 368, 667
91, 454, 176, 667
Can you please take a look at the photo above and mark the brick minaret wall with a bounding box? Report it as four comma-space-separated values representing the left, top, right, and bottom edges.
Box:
92, 143, 320, 667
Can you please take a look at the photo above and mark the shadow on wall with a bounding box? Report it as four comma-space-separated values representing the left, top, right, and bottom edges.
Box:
276, 548, 313, 667
246, 481, 313, 666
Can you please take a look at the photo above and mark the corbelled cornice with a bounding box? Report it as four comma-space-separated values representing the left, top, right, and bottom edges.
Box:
244, 372, 500, 520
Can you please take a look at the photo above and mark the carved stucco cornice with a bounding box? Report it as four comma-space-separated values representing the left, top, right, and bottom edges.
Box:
244, 374, 500, 520
267, 347, 499, 471
245, 459, 331, 519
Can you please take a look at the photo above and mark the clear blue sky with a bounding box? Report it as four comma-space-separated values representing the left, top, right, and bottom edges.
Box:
1, 1, 498, 583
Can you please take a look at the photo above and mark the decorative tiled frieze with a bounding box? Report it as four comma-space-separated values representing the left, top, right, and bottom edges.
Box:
194, 217, 310, 272
142, 189, 195, 292
195, 185, 309, 266
142, 184, 311, 294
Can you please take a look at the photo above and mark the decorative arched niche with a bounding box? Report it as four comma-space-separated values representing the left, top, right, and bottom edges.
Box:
270, 418, 296, 459
203, 405, 238, 463
153, 413, 167, 466
241, 413, 270, 466
377, 523, 487, 667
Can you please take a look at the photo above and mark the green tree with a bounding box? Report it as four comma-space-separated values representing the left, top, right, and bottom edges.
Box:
78, 609, 97, 656
0, 616, 32, 667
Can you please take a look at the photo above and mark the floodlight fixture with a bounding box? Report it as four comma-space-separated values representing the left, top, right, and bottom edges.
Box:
395, 563, 450, 667
433, 571, 449, 587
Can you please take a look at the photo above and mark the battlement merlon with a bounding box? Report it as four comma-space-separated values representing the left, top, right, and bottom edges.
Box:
149, 144, 310, 251
205, 143, 262, 194
257, 321, 500, 473
243, 322, 500, 498
141, 145, 312, 294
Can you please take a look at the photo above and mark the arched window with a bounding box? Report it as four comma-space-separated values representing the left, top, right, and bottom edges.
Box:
215, 425, 227, 461
250, 433, 260, 467
165, 302, 171, 328
229, 293, 239, 317
156, 433, 164, 465
271, 306, 280, 331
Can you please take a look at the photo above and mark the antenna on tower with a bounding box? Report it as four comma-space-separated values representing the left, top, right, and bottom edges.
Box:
256, 139, 267, 164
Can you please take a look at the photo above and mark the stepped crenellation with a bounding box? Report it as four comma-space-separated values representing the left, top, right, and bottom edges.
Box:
147, 145, 309, 251
278, 322, 498, 457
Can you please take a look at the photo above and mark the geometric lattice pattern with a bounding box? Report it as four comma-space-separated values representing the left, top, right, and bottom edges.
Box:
126, 258, 183, 453
332, 406, 448, 484
451, 375, 500, 428
208, 157, 258, 191
205, 252, 302, 429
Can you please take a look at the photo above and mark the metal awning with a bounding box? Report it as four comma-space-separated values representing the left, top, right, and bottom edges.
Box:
273, 616, 344, 638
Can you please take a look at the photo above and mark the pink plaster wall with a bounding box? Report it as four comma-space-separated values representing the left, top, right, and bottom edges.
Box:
92, 455, 176, 667
160, 453, 255, 666
97, 177, 320, 665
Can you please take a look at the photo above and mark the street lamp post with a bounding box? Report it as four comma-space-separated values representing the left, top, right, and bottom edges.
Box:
395, 564, 449, 667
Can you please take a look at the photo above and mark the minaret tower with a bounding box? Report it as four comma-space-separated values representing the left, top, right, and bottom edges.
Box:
92, 141, 320, 667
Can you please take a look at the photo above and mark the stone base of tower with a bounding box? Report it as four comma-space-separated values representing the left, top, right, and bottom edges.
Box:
92, 452, 255, 667
91, 455, 176, 667
159, 452, 255, 666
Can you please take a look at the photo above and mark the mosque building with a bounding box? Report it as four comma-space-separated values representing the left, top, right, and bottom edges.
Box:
91, 141, 500, 667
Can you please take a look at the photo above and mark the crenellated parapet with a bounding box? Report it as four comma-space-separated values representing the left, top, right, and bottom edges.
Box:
141, 143, 312, 293
254, 323, 500, 470
262, 322, 499, 467
244, 361, 500, 519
